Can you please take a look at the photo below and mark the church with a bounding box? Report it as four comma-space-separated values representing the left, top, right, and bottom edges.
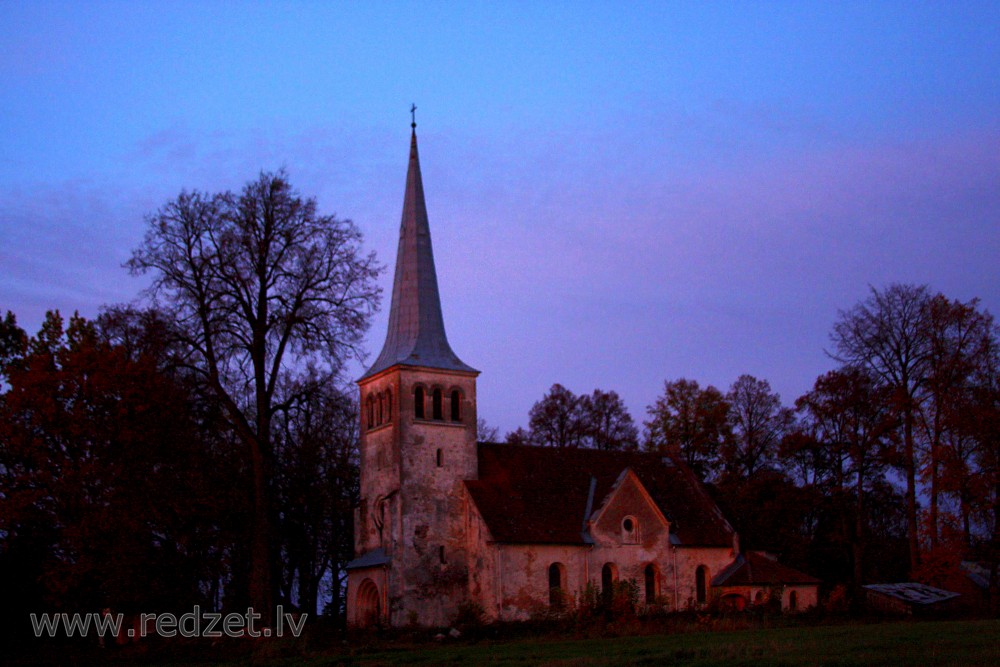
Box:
345, 123, 819, 627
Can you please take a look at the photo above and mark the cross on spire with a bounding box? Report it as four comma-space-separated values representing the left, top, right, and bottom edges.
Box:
410, 103, 417, 129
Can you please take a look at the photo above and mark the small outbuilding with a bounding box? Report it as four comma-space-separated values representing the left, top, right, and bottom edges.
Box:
863, 582, 961, 615
711, 551, 820, 612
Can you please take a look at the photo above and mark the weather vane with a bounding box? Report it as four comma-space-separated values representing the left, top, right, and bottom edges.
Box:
410, 103, 417, 129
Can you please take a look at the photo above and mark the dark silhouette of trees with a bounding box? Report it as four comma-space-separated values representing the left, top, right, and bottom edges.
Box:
274, 381, 358, 617
504, 426, 532, 447
581, 389, 639, 451
920, 295, 996, 547
528, 383, 586, 448
527, 384, 638, 450
126, 171, 381, 621
477, 417, 500, 443
793, 368, 895, 590
831, 283, 932, 573
722, 375, 793, 480
0, 311, 236, 637
644, 378, 730, 479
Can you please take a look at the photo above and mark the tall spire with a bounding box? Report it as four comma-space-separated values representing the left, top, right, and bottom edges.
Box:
360, 125, 476, 380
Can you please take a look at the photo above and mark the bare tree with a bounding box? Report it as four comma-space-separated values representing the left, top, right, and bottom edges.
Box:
723, 375, 793, 479
830, 283, 931, 573
476, 417, 500, 443
127, 171, 380, 621
919, 295, 996, 547
581, 389, 638, 451
528, 383, 587, 448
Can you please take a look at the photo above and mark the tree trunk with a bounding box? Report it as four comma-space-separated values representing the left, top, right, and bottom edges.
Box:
854, 474, 866, 590
249, 431, 274, 626
904, 406, 921, 574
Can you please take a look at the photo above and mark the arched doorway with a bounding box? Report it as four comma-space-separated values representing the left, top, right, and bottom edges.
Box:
356, 578, 380, 627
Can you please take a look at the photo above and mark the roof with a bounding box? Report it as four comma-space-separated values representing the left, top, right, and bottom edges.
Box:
711, 551, 820, 587
345, 547, 390, 570
464, 443, 736, 547
360, 128, 476, 380
863, 583, 960, 606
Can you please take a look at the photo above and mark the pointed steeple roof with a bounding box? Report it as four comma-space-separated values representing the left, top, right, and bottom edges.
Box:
360, 128, 477, 380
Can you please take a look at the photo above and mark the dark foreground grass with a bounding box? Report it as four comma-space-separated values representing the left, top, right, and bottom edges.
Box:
282, 619, 1000, 667
12, 618, 1000, 666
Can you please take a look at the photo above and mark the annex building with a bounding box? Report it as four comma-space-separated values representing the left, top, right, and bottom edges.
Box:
345, 125, 819, 627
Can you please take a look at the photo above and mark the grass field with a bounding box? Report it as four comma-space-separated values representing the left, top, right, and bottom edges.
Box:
13, 618, 1000, 666
282, 619, 1000, 667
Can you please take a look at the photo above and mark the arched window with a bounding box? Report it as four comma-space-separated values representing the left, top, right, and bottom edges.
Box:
356, 578, 380, 627
439, 545, 447, 564
644, 564, 659, 604
385, 389, 392, 422
377, 393, 384, 425
436, 448, 443, 467
414, 386, 425, 419
622, 516, 639, 543
695, 565, 708, 604
432, 388, 443, 420
450, 389, 461, 422
548, 562, 566, 609
366, 395, 374, 429
601, 563, 617, 604
788, 590, 798, 611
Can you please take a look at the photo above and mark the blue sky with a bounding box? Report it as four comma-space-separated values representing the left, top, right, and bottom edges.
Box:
2, 1, 999, 434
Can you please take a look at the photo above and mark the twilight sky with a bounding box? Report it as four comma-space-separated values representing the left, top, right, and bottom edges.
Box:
2, 2, 999, 435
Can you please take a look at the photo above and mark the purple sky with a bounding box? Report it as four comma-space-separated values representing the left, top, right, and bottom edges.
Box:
2, 2, 999, 435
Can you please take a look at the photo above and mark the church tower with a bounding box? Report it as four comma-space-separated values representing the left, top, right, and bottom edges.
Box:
346, 122, 479, 627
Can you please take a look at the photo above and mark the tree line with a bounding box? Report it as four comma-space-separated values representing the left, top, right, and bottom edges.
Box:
504, 284, 1000, 609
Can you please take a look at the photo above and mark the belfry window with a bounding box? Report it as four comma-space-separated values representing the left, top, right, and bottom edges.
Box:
414, 387, 425, 419
432, 389, 443, 420
377, 393, 384, 425
450, 390, 461, 421
366, 396, 374, 429
385, 389, 392, 422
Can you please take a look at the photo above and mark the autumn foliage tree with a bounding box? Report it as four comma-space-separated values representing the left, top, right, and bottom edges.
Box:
793, 367, 895, 589
0, 311, 235, 639
644, 378, 730, 479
